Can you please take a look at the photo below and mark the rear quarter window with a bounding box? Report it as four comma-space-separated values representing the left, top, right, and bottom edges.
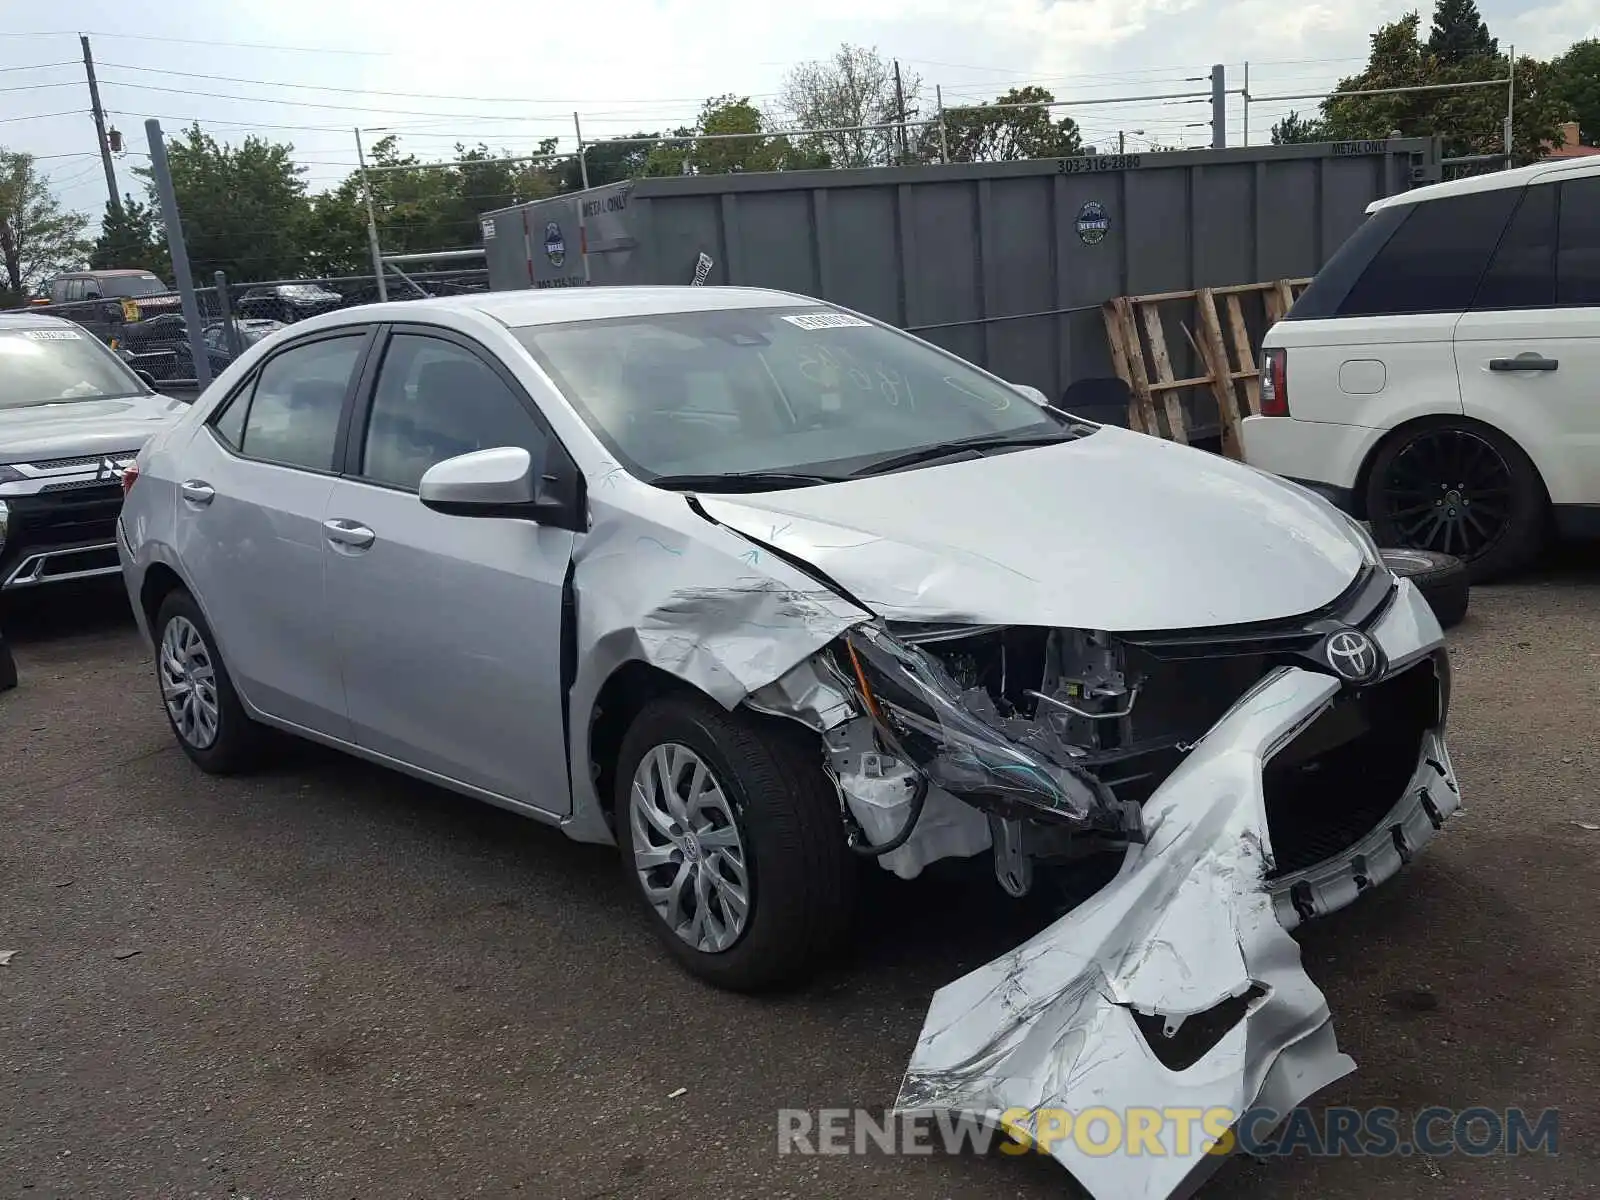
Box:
1289, 187, 1521, 320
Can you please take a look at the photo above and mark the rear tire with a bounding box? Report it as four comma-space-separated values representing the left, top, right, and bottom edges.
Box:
154, 589, 263, 774
1379, 548, 1470, 630
1365, 419, 1546, 583
614, 693, 855, 992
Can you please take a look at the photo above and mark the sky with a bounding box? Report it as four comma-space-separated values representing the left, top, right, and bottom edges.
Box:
2, 0, 1596, 238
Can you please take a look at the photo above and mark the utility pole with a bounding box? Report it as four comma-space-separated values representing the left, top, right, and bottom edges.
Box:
145, 120, 211, 389
354, 128, 388, 302
893, 59, 908, 165
1210, 63, 1226, 149
81, 35, 120, 216
1119, 131, 1125, 154
1505, 44, 1515, 164
935, 85, 949, 164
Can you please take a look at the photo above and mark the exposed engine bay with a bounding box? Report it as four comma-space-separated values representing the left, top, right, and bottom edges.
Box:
810, 564, 1448, 916
821, 621, 1274, 895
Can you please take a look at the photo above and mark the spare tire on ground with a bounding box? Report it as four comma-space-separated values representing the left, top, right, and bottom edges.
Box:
1380, 548, 1470, 630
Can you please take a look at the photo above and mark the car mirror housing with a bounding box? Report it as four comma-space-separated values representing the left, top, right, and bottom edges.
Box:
419, 444, 556, 521
1012, 383, 1051, 408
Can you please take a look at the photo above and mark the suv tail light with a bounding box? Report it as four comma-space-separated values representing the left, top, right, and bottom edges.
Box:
1259, 348, 1289, 416
120, 463, 140, 497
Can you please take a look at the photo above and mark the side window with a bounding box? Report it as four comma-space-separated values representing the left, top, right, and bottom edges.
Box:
1472, 185, 1556, 311
211, 381, 249, 450
1557, 177, 1600, 307
237, 335, 364, 471
1286, 205, 1408, 321
62, 279, 83, 302
1337, 188, 1520, 317
360, 334, 547, 492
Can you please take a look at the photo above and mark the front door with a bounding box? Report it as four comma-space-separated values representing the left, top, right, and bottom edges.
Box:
1456, 174, 1600, 509
321, 329, 577, 814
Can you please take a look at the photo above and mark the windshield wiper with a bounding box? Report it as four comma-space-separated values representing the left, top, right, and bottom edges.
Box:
849, 430, 1078, 478
648, 470, 849, 492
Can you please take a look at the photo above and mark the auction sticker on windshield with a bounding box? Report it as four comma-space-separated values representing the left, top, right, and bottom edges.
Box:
21, 330, 81, 340
782, 313, 873, 330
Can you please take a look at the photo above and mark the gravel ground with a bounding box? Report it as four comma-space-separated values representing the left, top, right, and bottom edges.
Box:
1, 562, 1597, 1200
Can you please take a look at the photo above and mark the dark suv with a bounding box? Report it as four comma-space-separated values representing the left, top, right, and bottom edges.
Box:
0, 312, 185, 591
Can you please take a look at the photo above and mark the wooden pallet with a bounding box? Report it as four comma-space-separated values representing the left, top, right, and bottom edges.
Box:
1102, 278, 1310, 457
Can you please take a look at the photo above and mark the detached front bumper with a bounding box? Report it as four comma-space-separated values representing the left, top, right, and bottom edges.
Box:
895, 578, 1458, 1200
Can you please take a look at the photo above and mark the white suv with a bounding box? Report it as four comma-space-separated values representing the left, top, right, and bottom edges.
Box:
1242, 154, 1600, 581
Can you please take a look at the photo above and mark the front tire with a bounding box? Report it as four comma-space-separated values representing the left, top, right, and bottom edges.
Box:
1365, 419, 1546, 583
614, 693, 855, 991
154, 589, 262, 774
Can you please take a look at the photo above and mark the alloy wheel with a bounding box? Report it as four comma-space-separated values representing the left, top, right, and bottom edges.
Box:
159, 615, 221, 750
628, 743, 752, 954
1377, 428, 1513, 560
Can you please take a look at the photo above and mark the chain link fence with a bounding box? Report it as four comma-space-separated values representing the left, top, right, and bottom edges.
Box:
88, 268, 488, 389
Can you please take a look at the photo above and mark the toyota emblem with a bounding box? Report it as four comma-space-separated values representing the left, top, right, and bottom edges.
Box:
1323, 628, 1380, 684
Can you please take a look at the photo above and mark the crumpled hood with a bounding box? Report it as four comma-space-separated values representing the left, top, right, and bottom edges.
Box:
0, 393, 187, 463
696, 425, 1365, 631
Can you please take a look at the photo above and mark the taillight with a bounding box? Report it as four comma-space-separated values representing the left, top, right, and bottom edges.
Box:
1258, 348, 1290, 417
121, 463, 140, 497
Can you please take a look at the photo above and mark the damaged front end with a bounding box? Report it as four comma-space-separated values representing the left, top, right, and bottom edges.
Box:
764, 567, 1459, 1199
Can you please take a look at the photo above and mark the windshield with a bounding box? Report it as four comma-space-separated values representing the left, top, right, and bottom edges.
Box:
0, 327, 149, 409
101, 275, 169, 298
513, 307, 1076, 482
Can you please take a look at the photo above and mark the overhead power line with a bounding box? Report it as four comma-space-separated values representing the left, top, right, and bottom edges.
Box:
94, 61, 750, 107
0, 107, 84, 124
0, 30, 386, 55
0, 59, 78, 72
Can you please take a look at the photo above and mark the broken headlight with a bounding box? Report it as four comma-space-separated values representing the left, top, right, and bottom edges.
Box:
836, 624, 1131, 834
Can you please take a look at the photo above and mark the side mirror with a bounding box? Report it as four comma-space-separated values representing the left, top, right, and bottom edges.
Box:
1012, 383, 1051, 408
419, 445, 549, 519
83, 289, 101, 301
135, 369, 158, 390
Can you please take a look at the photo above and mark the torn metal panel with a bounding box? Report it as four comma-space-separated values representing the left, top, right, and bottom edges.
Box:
745, 657, 857, 732
560, 493, 870, 844
895, 668, 1357, 1200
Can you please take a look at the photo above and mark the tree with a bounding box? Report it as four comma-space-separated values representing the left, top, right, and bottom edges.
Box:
0, 149, 90, 303
688, 94, 830, 174
1551, 40, 1600, 145
939, 86, 1082, 162
1317, 9, 1564, 162
1427, 0, 1497, 64
90, 194, 169, 278
137, 125, 312, 281
1271, 110, 1330, 144
781, 44, 921, 168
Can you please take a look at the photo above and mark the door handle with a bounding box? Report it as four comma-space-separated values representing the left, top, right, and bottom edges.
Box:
323, 518, 376, 550
1489, 355, 1559, 372
180, 479, 215, 506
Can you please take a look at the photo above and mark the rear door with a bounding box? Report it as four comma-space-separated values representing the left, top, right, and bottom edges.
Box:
1455, 173, 1600, 508
171, 328, 373, 737
321, 325, 579, 814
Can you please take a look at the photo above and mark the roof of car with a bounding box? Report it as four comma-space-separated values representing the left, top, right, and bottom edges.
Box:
326, 285, 820, 330
0, 311, 81, 332
1368, 152, 1600, 212
56, 269, 161, 278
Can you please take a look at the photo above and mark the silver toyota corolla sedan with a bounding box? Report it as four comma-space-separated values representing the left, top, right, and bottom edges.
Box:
119, 286, 1459, 1197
